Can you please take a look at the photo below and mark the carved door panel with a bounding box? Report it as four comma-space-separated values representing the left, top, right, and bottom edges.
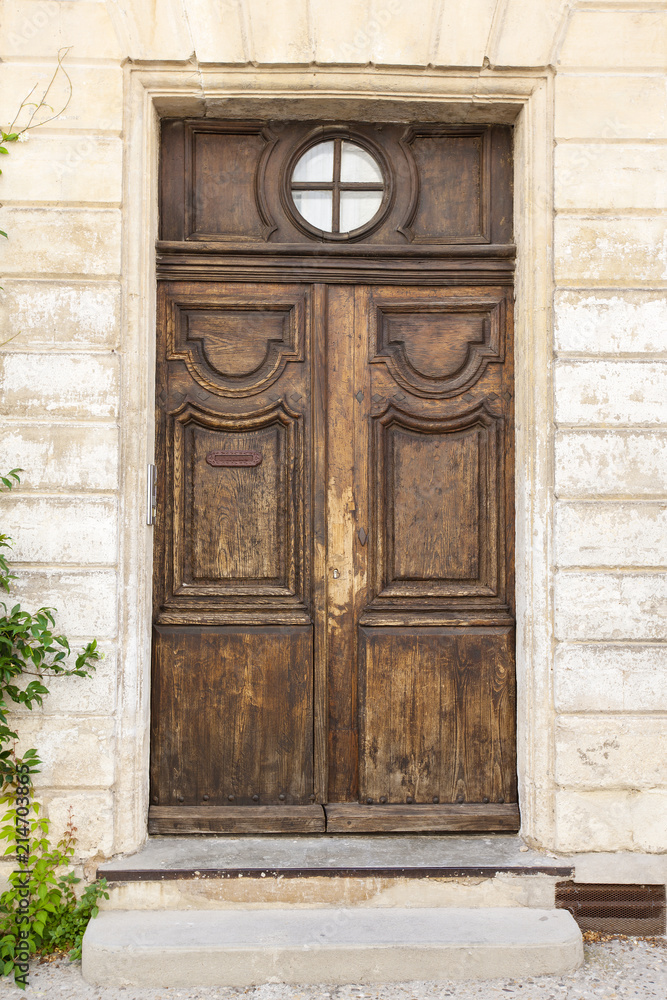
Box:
150, 280, 516, 834
151, 119, 517, 835
324, 285, 516, 832
150, 282, 324, 833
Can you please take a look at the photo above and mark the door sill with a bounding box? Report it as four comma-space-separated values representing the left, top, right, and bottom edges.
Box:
148, 805, 325, 835
148, 802, 519, 835
325, 803, 519, 833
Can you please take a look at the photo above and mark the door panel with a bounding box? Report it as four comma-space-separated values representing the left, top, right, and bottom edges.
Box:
175, 405, 300, 595
150, 625, 314, 809
372, 405, 500, 598
358, 627, 516, 806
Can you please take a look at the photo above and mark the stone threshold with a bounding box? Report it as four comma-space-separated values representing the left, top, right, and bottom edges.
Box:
98, 833, 574, 882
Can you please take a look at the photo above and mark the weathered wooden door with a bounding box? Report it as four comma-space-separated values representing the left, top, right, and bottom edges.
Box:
150, 121, 517, 834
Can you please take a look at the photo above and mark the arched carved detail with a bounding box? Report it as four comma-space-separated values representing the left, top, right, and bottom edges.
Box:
369, 289, 506, 398
163, 282, 307, 397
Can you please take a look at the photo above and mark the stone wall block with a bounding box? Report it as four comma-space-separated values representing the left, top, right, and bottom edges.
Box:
0, 64, 123, 132
433, 0, 496, 68
311, 0, 372, 63
555, 789, 667, 852
555, 216, 667, 284
0, 281, 121, 350
246, 0, 312, 64
1, 1, 123, 59
371, 0, 434, 67
42, 791, 114, 857
14, 717, 115, 787
0, 209, 121, 277
0, 135, 123, 205
0, 423, 119, 492
555, 360, 667, 425
554, 291, 667, 355
555, 76, 667, 140
556, 430, 667, 497
573, 852, 667, 887
0, 352, 119, 419
11, 569, 118, 638
489, 0, 567, 67
184, 0, 246, 63
555, 643, 667, 713
2, 496, 118, 564
556, 501, 667, 568
105, 0, 193, 61
555, 716, 667, 788
555, 571, 667, 641
555, 144, 667, 213
558, 11, 667, 70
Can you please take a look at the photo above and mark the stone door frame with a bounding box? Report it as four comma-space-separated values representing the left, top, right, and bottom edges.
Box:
113, 64, 554, 854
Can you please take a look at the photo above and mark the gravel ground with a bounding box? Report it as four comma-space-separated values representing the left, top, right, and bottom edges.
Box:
0, 937, 665, 1000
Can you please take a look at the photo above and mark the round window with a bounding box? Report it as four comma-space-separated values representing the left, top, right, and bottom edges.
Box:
289, 138, 387, 237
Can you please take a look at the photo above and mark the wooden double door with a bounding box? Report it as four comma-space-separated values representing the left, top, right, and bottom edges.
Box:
150, 120, 517, 834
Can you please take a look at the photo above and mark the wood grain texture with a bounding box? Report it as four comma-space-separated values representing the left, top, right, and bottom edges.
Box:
399, 127, 490, 243
358, 627, 517, 807
325, 284, 360, 803
149, 805, 325, 835
191, 130, 267, 240
325, 803, 519, 833
392, 425, 479, 581
189, 422, 282, 582
150, 626, 314, 807
370, 402, 501, 602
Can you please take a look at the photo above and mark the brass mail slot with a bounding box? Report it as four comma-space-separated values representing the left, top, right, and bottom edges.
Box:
206, 450, 262, 468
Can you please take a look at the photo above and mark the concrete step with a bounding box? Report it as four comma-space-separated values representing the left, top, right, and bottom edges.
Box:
82, 906, 583, 987
97, 833, 574, 912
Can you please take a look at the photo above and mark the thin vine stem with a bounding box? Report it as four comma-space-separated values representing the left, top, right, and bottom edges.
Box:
6, 47, 72, 136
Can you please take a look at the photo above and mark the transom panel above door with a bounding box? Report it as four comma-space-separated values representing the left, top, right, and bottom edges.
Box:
159, 120, 513, 247
150, 120, 517, 835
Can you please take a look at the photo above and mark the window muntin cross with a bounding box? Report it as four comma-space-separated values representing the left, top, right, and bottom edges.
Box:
290, 138, 386, 235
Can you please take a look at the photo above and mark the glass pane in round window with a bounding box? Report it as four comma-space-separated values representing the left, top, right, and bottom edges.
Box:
290, 138, 385, 235
339, 190, 383, 233
292, 190, 333, 231
292, 141, 334, 183
340, 141, 383, 184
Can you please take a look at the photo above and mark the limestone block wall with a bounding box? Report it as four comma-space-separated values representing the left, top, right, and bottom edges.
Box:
552, 6, 667, 853
0, 0, 664, 862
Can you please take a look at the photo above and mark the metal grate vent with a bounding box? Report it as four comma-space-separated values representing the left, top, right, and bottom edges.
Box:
556, 882, 666, 936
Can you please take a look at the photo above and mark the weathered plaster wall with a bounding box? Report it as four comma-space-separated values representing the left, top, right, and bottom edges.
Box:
0, 0, 665, 863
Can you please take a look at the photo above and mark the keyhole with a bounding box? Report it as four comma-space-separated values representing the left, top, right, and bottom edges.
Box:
332, 568, 340, 579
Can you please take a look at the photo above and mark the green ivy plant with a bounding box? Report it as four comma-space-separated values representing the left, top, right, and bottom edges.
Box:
0, 470, 107, 987
1, 782, 109, 983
